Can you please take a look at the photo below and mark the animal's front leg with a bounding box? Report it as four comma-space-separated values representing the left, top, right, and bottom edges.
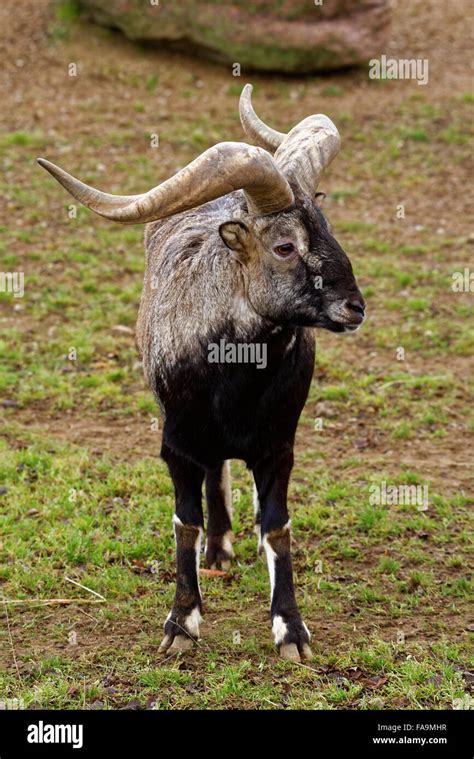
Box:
159, 445, 205, 654
253, 448, 313, 663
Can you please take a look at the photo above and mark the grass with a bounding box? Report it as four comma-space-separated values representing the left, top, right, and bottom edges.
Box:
0, 431, 471, 709
0, 384, 471, 710
0, 1, 473, 711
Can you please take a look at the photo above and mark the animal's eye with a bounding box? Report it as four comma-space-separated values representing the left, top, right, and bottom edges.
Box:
273, 242, 296, 259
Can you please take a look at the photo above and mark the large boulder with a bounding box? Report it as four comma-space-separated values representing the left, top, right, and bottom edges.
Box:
79, 0, 391, 74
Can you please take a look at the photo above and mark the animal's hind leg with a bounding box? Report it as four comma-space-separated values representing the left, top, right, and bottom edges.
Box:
159, 444, 205, 654
253, 480, 263, 555
205, 460, 234, 570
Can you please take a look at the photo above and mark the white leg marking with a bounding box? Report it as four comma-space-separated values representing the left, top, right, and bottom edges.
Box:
172, 513, 183, 534
173, 514, 203, 599
195, 526, 203, 599
262, 535, 276, 599
184, 606, 202, 638
262, 521, 291, 602
272, 615, 288, 646
219, 528, 234, 570
205, 528, 234, 570
254, 525, 262, 551
252, 481, 259, 518
221, 529, 234, 556
221, 460, 233, 520
253, 481, 262, 551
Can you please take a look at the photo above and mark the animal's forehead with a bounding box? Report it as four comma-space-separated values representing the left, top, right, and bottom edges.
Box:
255, 210, 306, 237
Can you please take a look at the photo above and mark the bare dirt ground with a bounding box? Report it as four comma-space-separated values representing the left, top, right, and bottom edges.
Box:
1, 0, 473, 482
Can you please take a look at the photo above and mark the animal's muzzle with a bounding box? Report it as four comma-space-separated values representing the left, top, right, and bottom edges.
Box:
344, 296, 365, 325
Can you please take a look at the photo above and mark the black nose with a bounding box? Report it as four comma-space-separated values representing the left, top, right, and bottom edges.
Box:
345, 297, 365, 323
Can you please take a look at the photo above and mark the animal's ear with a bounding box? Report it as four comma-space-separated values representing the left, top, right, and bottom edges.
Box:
219, 221, 250, 260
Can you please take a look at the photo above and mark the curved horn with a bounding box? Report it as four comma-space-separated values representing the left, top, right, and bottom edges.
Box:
239, 84, 285, 153
37, 142, 294, 223
274, 115, 341, 196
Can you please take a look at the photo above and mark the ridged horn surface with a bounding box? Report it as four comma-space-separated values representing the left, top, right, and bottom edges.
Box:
38, 142, 294, 223
239, 84, 285, 153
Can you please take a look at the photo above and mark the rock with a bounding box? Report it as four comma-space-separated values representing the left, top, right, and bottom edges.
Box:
79, 0, 391, 73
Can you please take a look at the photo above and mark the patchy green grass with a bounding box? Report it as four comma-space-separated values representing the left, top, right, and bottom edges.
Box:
0, 429, 471, 709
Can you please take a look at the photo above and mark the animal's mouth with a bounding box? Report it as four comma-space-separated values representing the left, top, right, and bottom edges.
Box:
317, 314, 364, 333
318, 298, 366, 333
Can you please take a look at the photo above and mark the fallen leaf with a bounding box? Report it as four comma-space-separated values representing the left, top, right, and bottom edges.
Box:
119, 699, 140, 710
199, 568, 230, 578
365, 675, 387, 689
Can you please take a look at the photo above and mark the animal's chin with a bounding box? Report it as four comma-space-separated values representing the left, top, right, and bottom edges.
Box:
313, 315, 360, 333
287, 311, 361, 333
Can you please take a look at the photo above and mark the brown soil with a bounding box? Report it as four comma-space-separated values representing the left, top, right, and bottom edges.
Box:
0, 0, 471, 529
